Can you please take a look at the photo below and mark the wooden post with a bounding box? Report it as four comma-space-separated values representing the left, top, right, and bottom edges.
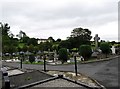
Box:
43, 55, 46, 72
74, 55, 77, 76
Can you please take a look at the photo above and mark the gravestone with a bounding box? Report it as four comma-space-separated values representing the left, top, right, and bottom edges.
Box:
92, 34, 101, 58
54, 50, 58, 61
80, 56, 84, 61
94, 34, 100, 50
111, 46, 116, 54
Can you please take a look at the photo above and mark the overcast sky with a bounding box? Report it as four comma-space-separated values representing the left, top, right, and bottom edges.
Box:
1, 0, 119, 41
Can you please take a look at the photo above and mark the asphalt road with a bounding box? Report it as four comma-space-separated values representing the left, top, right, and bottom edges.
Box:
2, 56, 120, 88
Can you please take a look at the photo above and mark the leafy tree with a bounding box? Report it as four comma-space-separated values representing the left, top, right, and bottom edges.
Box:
42, 41, 52, 51
27, 38, 38, 46
1, 23, 11, 46
22, 45, 28, 52
79, 45, 92, 60
58, 48, 68, 64
56, 38, 61, 42
16, 30, 27, 39
68, 27, 92, 48
3, 45, 9, 53
110, 41, 116, 45
0, 23, 15, 54
48, 36, 55, 42
34, 46, 39, 53
28, 44, 34, 52
9, 45, 17, 54
1, 23, 10, 36
22, 36, 30, 43
38, 43, 44, 52
52, 44, 59, 52
100, 42, 111, 57
59, 40, 71, 49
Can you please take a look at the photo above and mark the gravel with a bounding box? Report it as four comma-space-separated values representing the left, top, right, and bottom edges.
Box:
29, 79, 88, 89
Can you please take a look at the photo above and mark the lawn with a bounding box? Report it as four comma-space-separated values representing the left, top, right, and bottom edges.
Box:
23, 61, 44, 65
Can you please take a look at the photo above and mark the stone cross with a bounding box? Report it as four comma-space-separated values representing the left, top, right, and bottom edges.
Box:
94, 34, 100, 50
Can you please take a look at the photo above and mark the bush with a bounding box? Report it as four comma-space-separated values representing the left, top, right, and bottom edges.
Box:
58, 48, 68, 64
29, 55, 35, 63
79, 45, 92, 60
100, 42, 111, 57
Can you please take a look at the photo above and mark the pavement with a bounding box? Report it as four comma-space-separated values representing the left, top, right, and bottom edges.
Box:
2, 56, 120, 89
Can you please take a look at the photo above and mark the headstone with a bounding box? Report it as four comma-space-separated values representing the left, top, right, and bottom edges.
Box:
91, 52, 99, 58
80, 56, 84, 61
92, 34, 101, 58
70, 58, 74, 62
94, 34, 100, 50
35, 57, 39, 63
111, 46, 116, 54
67, 49, 69, 52
54, 50, 58, 61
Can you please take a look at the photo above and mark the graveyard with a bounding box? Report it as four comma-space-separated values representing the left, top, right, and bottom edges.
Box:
1, 66, 104, 89
1, 23, 120, 89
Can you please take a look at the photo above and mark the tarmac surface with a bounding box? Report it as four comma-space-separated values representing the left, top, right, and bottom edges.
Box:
2, 56, 120, 88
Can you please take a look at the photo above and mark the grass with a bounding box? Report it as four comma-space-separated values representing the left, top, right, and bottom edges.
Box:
23, 61, 44, 65
80, 58, 97, 63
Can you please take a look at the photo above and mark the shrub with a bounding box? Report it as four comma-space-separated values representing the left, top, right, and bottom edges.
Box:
58, 48, 68, 64
79, 45, 92, 60
29, 55, 35, 63
100, 42, 111, 57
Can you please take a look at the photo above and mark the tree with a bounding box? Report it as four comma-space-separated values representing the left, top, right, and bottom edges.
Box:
52, 44, 59, 51
27, 38, 38, 46
43, 41, 52, 51
29, 55, 35, 63
1, 23, 10, 36
28, 44, 34, 52
59, 40, 71, 49
34, 46, 39, 53
48, 36, 55, 42
56, 38, 61, 42
0, 23, 17, 54
22, 36, 30, 43
79, 45, 92, 60
1, 23, 11, 46
100, 42, 111, 58
22, 45, 28, 52
16, 30, 27, 39
58, 48, 68, 64
9, 45, 17, 54
110, 41, 116, 45
68, 27, 92, 48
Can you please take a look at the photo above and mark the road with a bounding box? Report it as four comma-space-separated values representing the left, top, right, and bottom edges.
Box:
2, 56, 119, 88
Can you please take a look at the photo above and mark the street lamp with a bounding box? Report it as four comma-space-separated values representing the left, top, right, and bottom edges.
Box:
19, 51, 24, 69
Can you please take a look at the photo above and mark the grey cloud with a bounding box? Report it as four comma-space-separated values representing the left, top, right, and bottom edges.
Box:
1, 0, 118, 41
